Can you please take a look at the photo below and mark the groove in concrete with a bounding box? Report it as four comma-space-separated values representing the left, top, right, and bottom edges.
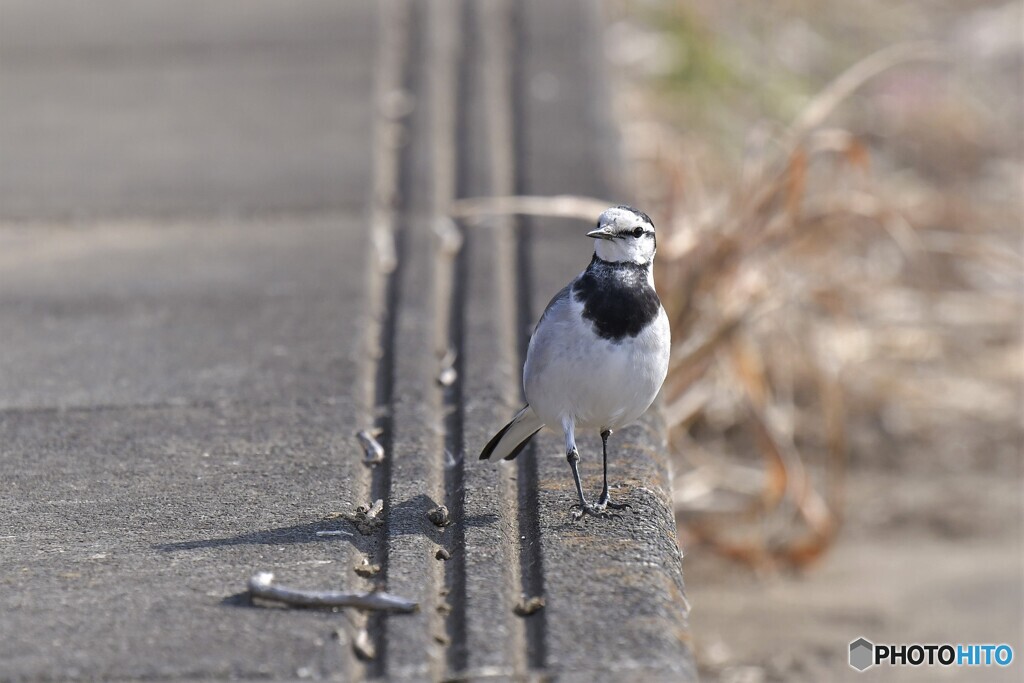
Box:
426, 0, 470, 676
378, 0, 450, 678
448, 0, 539, 678
508, 0, 551, 671
440, 222, 470, 677
363, 1, 413, 676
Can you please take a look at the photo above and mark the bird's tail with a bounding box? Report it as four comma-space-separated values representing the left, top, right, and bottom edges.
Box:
479, 405, 544, 461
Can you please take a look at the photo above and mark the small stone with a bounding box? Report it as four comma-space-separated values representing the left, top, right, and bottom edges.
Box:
435, 547, 451, 561
357, 429, 385, 466
437, 347, 458, 386
426, 505, 452, 527
354, 561, 382, 578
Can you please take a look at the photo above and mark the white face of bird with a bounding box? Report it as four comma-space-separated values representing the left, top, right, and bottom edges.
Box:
587, 206, 657, 265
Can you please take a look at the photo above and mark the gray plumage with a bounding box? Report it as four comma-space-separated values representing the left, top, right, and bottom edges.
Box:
480, 206, 671, 518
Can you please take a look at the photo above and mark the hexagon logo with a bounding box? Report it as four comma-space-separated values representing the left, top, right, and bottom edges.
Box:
849, 637, 875, 671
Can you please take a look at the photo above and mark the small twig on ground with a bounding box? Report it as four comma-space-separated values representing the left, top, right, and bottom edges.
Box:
356, 429, 385, 466
247, 572, 417, 613
344, 499, 385, 535
362, 499, 384, 518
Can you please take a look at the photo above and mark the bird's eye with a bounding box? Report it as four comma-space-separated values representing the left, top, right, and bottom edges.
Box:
631, 227, 645, 237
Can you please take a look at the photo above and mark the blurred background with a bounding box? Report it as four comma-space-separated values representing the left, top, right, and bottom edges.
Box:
603, 1, 1022, 681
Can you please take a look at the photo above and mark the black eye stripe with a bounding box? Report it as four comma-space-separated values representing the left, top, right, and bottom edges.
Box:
616, 228, 651, 238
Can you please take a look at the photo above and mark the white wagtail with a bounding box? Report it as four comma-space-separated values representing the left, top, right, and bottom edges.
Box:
480, 205, 671, 519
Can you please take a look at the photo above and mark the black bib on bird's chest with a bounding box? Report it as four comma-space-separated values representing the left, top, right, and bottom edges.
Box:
572, 256, 661, 342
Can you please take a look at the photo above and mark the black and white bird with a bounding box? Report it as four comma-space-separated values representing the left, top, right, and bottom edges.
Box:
480, 205, 671, 519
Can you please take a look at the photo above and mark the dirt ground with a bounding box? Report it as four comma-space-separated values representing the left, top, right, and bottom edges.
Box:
685, 473, 1021, 682
606, 1, 1023, 680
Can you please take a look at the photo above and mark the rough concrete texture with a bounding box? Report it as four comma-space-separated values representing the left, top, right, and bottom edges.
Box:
0, 0, 695, 680
0, 0, 376, 218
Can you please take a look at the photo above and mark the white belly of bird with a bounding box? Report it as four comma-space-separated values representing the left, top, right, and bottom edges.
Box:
524, 304, 670, 432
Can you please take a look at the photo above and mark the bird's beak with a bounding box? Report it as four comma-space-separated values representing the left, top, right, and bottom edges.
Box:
586, 226, 616, 241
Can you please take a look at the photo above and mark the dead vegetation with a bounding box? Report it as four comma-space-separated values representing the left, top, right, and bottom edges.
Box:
622, 44, 951, 570
610, 3, 1022, 573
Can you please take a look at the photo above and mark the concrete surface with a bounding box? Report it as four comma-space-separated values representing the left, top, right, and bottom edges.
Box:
0, 0, 695, 680
0, 0, 376, 218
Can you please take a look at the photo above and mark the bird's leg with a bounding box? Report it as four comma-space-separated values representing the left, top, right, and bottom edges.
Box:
596, 429, 631, 511
566, 446, 589, 512
563, 419, 589, 514
563, 419, 620, 520
567, 448, 613, 519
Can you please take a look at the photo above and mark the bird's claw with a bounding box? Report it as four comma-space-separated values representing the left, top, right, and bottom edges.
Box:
571, 504, 610, 520
570, 499, 632, 520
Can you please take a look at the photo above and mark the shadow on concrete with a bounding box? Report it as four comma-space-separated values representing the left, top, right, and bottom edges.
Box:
220, 592, 261, 609
153, 495, 499, 553
153, 518, 366, 552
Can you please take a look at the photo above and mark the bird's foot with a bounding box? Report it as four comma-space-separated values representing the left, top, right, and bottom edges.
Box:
596, 496, 632, 511
571, 498, 631, 520
571, 503, 612, 520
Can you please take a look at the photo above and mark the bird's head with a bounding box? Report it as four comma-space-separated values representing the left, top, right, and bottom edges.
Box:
587, 205, 657, 265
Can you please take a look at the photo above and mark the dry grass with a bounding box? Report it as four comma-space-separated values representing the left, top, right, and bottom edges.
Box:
614, 44, 953, 570
613, 6, 1022, 571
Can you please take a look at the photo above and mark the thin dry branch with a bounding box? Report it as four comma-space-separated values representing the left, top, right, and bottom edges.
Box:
785, 42, 949, 145
247, 572, 418, 613
448, 194, 611, 222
